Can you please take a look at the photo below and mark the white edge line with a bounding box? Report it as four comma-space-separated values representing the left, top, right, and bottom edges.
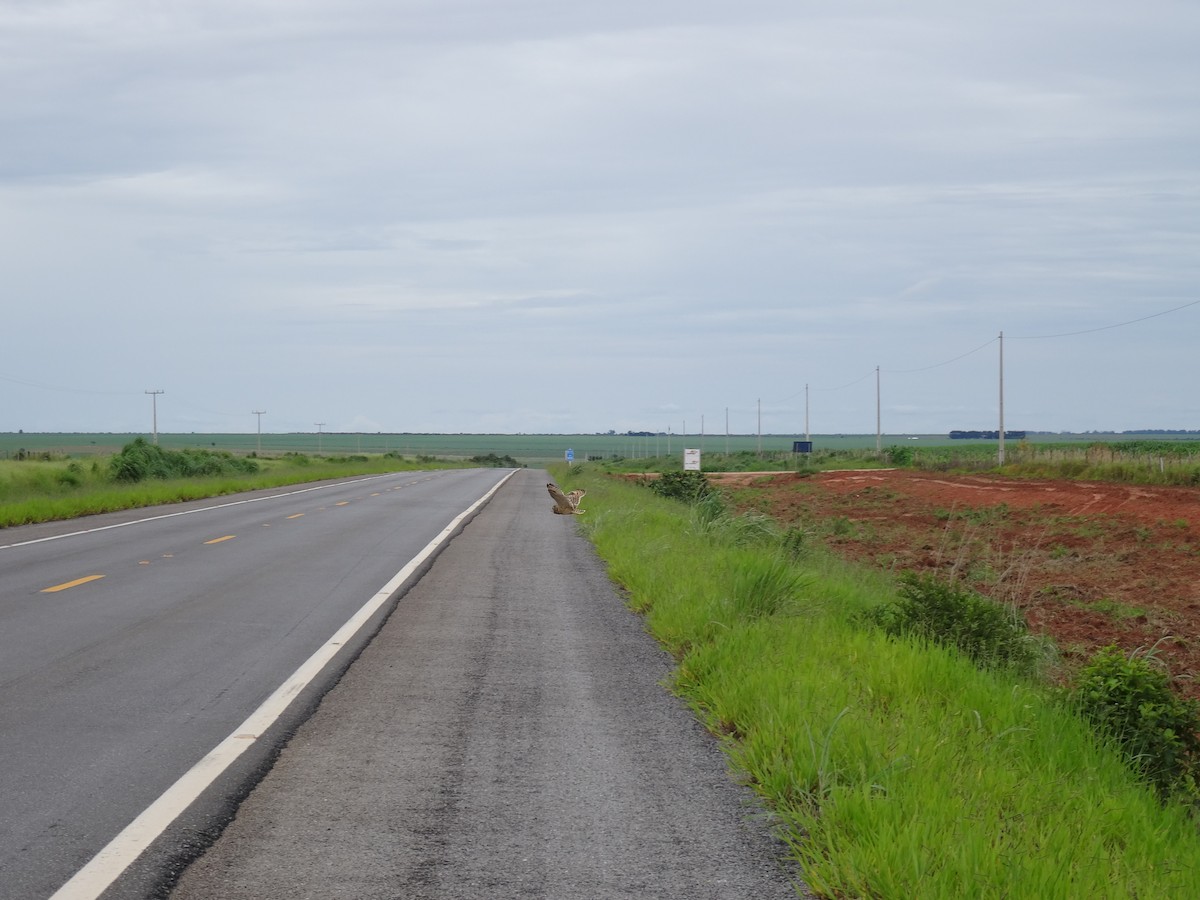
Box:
48, 469, 518, 900
1, 474, 403, 551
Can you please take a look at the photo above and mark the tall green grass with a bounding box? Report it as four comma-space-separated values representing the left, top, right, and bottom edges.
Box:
567, 467, 1200, 898
0, 453, 467, 528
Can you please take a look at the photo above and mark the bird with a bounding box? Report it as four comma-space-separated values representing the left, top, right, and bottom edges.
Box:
547, 482, 586, 515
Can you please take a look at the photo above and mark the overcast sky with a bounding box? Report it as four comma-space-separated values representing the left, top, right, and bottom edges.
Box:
2, 1, 1197, 436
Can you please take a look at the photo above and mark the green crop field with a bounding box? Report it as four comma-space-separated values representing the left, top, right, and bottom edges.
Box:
2, 430, 1196, 463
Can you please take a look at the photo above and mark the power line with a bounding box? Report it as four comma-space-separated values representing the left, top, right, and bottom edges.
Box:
1010, 298, 1200, 340
780, 369, 875, 401
0, 372, 139, 396
776, 297, 1196, 404
769, 296, 1196, 432
171, 396, 249, 420
885, 336, 999, 374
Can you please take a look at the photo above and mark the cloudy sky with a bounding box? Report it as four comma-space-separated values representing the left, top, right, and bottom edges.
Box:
2, 1, 1197, 436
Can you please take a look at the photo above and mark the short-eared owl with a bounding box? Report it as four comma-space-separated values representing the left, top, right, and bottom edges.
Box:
547, 482, 586, 515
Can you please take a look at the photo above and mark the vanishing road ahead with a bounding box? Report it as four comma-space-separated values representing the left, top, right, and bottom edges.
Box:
0, 468, 513, 899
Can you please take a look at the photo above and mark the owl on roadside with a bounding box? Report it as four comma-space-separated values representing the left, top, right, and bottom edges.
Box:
547, 482, 586, 515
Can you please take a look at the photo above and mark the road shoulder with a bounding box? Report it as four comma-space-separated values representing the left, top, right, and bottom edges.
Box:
168, 468, 805, 899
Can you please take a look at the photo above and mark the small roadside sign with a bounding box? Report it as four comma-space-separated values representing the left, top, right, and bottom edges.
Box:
565, 448, 575, 462
683, 448, 701, 471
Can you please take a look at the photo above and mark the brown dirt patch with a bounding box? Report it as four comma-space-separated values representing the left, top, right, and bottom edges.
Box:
713, 469, 1200, 696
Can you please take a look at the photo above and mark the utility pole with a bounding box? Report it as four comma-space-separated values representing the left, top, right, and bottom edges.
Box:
875, 366, 882, 453
145, 390, 164, 445
725, 407, 729, 454
757, 398, 761, 456
252, 410, 266, 454
805, 383, 810, 442
998, 331, 1006, 466
315, 422, 325, 453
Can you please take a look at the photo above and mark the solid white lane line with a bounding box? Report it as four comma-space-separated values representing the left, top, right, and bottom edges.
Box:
48, 469, 517, 900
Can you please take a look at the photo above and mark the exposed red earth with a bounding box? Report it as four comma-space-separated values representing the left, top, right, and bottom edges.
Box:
705, 469, 1200, 698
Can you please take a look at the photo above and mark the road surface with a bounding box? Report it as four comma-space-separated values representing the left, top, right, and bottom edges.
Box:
0, 469, 512, 899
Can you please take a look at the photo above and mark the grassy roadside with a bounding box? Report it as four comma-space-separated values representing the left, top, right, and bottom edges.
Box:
558, 465, 1200, 898
593, 439, 1200, 486
0, 451, 478, 529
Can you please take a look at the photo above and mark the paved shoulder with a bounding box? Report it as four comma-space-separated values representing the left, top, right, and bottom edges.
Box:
169, 469, 804, 899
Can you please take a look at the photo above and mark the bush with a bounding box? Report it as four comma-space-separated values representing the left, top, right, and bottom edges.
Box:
648, 470, 714, 504
56, 463, 84, 488
1072, 645, 1200, 801
469, 452, 520, 467
863, 572, 1039, 674
109, 438, 260, 482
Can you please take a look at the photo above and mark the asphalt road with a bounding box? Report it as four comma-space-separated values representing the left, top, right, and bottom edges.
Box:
0, 468, 513, 900
166, 469, 805, 899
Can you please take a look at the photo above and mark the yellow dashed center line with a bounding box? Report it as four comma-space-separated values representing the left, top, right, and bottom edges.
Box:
204, 535, 237, 545
335, 501, 350, 507
287, 513, 304, 519
41, 574, 105, 593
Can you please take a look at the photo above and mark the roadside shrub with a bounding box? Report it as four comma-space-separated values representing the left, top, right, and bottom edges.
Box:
885, 445, 914, 466
648, 470, 714, 504
110, 438, 169, 481
863, 572, 1039, 674
1072, 645, 1200, 801
109, 438, 259, 482
56, 463, 84, 488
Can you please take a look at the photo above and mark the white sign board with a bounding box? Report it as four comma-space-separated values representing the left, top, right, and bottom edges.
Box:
683, 448, 701, 471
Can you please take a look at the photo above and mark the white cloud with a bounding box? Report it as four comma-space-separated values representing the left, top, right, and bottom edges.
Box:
2, 1, 1197, 434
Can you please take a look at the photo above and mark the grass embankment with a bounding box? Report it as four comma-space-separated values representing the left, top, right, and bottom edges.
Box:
0, 443, 487, 528
562, 467, 1200, 898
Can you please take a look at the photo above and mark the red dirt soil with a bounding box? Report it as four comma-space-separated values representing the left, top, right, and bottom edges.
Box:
712, 469, 1200, 696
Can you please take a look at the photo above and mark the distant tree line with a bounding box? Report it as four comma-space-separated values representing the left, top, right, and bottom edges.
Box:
949, 430, 1028, 440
